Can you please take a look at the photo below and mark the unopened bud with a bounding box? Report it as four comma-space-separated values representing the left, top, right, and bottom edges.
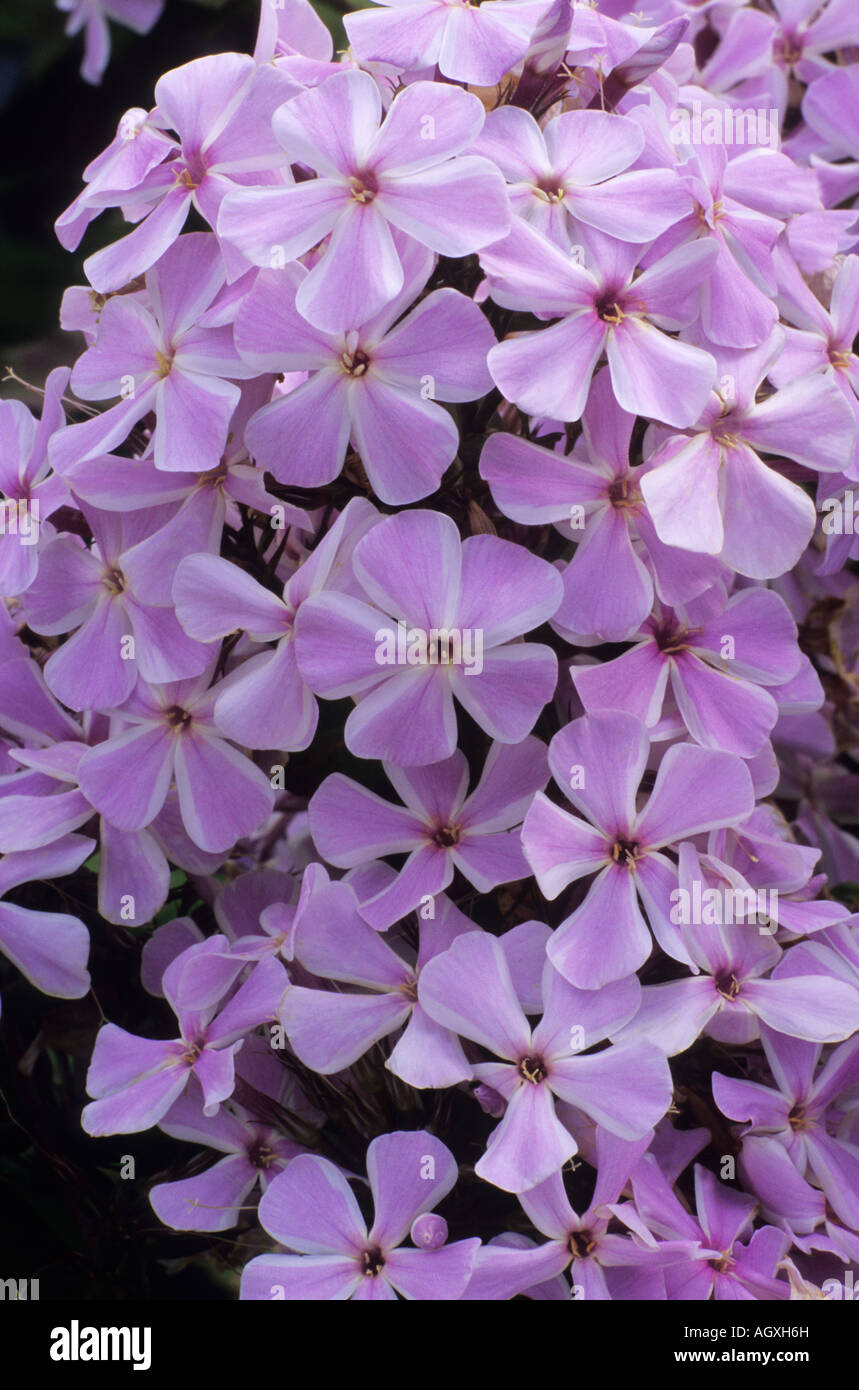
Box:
410, 1213, 448, 1250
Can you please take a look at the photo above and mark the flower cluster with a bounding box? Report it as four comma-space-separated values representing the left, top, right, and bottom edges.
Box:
3, 0, 859, 1301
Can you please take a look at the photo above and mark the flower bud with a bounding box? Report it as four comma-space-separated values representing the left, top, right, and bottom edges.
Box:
410, 1213, 448, 1250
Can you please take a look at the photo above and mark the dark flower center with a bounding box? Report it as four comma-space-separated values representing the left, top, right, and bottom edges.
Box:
165, 705, 193, 730
427, 634, 457, 664
595, 293, 626, 325
362, 1245, 386, 1277
433, 824, 461, 848
711, 410, 742, 447
177, 153, 206, 188
611, 839, 640, 868
248, 1139, 277, 1170
709, 1252, 733, 1274
399, 976, 419, 1002
198, 463, 228, 490
349, 171, 379, 204
568, 1229, 597, 1259
340, 348, 370, 377
788, 1103, 809, 1132
715, 971, 741, 1001
829, 346, 852, 371
518, 1054, 547, 1085
607, 477, 640, 510
777, 35, 803, 67
534, 179, 566, 204
103, 567, 125, 595
652, 622, 692, 654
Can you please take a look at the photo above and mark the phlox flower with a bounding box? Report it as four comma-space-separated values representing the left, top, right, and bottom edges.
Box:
481, 221, 719, 428
521, 710, 755, 987
770, 251, 859, 478
631, 1158, 791, 1300
309, 737, 547, 929
218, 69, 510, 333
240, 1131, 480, 1300
571, 583, 802, 758
24, 503, 211, 711
471, 105, 688, 249
68, 55, 299, 292
234, 241, 494, 504
713, 1027, 859, 1233
639, 326, 857, 578
644, 143, 820, 349
617, 843, 859, 1056
272, 867, 476, 1085
480, 368, 723, 641
76, 670, 275, 854
295, 508, 562, 765
149, 1042, 314, 1231
418, 930, 672, 1192
82, 939, 287, 1135
463, 1129, 694, 1300
49, 235, 259, 475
